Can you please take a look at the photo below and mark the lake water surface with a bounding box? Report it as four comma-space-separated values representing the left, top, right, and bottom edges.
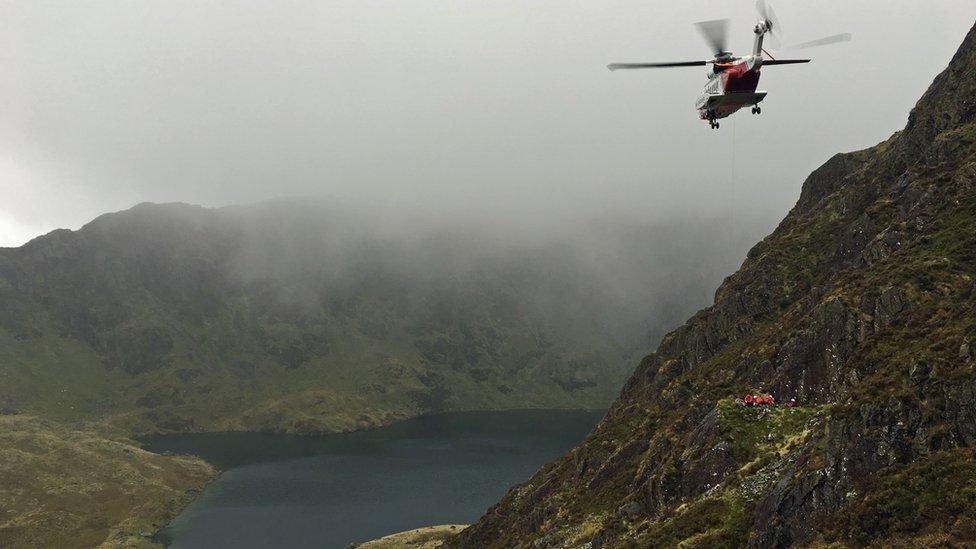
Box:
142, 409, 604, 549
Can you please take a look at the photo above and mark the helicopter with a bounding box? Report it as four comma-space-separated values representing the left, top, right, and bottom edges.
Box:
608, 1, 851, 129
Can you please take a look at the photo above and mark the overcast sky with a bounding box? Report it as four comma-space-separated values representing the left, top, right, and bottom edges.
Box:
2, 1, 974, 247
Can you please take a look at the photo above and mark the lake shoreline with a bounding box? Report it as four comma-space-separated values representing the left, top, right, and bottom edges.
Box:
135, 405, 607, 439
354, 524, 469, 548
147, 470, 224, 548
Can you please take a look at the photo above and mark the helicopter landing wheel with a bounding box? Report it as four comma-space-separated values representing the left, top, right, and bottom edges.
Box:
752, 106, 762, 115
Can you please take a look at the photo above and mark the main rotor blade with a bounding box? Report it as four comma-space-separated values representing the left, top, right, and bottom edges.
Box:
785, 33, 852, 50
694, 19, 729, 56
608, 61, 708, 71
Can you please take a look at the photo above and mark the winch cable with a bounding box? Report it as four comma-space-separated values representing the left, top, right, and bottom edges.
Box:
728, 115, 737, 249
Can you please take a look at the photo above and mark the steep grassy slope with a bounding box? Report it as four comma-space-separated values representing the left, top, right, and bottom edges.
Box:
0, 415, 215, 549
453, 22, 976, 549
0, 202, 734, 435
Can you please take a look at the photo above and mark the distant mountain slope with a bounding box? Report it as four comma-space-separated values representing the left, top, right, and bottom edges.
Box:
0, 199, 736, 434
454, 22, 976, 549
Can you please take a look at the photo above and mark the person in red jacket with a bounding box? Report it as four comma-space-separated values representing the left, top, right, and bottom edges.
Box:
743, 393, 755, 406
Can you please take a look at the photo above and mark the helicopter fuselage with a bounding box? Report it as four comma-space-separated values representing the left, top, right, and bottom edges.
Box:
696, 55, 767, 123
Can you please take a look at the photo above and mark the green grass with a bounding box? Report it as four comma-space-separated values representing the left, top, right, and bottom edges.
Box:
714, 399, 823, 465
0, 415, 216, 549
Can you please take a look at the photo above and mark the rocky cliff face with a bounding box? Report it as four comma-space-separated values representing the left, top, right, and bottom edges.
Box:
454, 23, 976, 549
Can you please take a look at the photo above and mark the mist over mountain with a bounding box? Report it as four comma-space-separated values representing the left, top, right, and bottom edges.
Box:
0, 198, 751, 435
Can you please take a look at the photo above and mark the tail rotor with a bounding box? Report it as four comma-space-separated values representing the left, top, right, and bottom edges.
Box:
756, 0, 782, 50
756, 0, 852, 54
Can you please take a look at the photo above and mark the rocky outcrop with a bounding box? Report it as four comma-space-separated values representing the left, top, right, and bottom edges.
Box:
452, 21, 976, 549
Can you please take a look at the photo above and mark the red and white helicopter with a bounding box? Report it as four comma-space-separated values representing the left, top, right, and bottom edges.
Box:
608, 1, 850, 129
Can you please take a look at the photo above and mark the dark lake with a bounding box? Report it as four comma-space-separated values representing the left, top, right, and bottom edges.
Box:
141, 409, 604, 549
